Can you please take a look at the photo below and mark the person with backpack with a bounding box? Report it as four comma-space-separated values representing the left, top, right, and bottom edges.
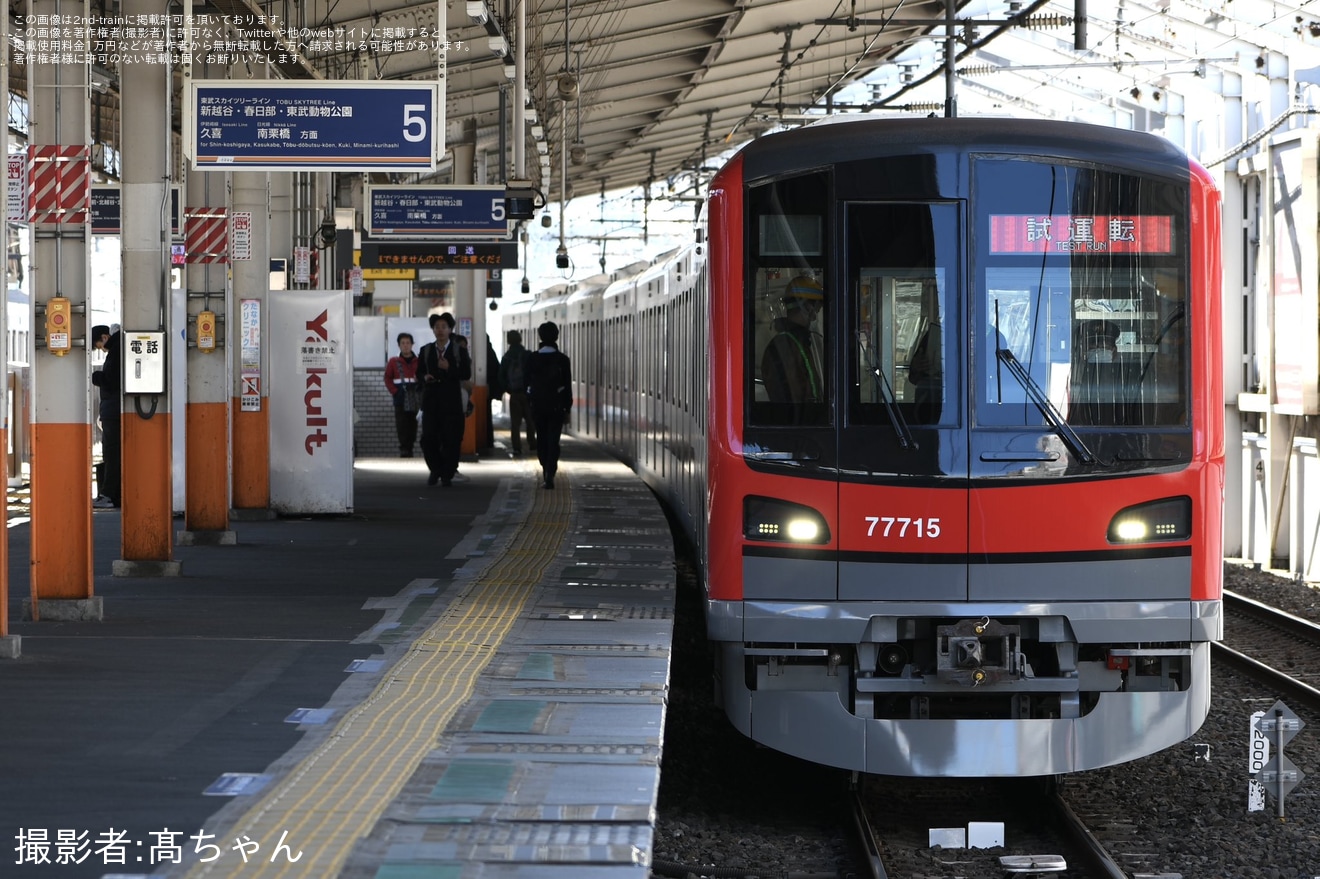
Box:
526, 321, 572, 489
498, 329, 536, 456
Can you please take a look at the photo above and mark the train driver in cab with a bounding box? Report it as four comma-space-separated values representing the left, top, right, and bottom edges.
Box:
1071, 319, 1124, 425
1080, 319, 1120, 364
761, 275, 827, 410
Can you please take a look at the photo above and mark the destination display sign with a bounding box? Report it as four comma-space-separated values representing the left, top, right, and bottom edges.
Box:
988, 215, 1174, 255
359, 241, 518, 269
367, 185, 510, 238
188, 81, 440, 172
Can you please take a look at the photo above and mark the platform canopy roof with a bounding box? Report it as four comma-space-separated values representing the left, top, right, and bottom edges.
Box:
16, 0, 1320, 202
24, 0, 1053, 195
221, 0, 1016, 195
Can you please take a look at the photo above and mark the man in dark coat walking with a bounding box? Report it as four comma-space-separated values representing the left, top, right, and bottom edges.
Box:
526, 321, 572, 489
415, 312, 471, 487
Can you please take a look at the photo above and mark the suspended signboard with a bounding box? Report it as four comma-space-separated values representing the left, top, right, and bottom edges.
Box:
366, 184, 511, 238
187, 81, 441, 172
359, 241, 518, 270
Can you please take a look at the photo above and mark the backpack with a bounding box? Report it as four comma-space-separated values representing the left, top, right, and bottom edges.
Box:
506, 348, 526, 392
528, 351, 568, 413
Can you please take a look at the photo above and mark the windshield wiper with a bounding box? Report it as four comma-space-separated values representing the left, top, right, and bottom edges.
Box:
858, 332, 916, 449
994, 347, 1097, 465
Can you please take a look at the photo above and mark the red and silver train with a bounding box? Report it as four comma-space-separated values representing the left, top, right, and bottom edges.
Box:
508, 116, 1224, 777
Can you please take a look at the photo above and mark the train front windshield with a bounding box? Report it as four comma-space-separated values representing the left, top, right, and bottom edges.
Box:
745, 155, 1190, 457
973, 157, 1189, 432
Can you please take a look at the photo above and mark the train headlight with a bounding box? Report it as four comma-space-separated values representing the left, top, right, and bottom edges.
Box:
744, 496, 830, 544
1106, 496, 1191, 544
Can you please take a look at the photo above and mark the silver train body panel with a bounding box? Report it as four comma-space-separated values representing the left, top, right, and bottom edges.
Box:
717, 651, 1211, 776
710, 589, 1219, 776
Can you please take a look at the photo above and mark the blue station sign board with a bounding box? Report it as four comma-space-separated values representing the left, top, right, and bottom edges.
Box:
187, 81, 441, 172
367, 185, 511, 238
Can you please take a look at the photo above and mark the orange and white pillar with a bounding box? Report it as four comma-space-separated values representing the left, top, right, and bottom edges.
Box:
27, 0, 96, 620
181, 172, 233, 542
177, 47, 233, 544
115, 0, 178, 576
0, 3, 15, 656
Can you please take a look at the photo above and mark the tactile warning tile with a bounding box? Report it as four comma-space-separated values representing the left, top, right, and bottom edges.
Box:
338, 457, 673, 879
380, 820, 652, 860
187, 452, 674, 879
182, 463, 577, 879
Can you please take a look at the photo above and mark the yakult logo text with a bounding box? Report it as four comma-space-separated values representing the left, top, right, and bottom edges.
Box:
303, 310, 330, 454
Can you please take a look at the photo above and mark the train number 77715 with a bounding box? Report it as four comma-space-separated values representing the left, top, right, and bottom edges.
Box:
864, 516, 942, 538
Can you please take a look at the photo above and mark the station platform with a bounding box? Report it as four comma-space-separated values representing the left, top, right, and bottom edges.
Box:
0, 439, 675, 879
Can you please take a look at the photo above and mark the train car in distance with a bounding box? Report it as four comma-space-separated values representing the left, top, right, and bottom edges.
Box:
561, 115, 1224, 777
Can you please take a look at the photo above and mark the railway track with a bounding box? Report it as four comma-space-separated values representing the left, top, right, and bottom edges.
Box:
1219, 589, 1320, 714
656, 575, 1320, 879
833, 591, 1320, 879
851, 775, 1128, 879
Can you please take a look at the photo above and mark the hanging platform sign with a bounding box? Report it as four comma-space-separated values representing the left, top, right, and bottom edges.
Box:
187, 80, 441, 172
366, 185, 511, 238
359, 240, 518, 269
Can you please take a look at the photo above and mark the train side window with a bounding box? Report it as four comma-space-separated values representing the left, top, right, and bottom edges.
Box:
746, 172, 831, 427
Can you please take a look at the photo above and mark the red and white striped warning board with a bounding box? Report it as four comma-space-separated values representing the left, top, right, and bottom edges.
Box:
185, 206, 228, 263
29, 145, 90, 225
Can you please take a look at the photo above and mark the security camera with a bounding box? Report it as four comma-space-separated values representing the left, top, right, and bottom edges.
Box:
521, 277, 530, 295
489, 300, 498, 312
540, 214, 552, 228
555, 251, 569, 270
319, 220, 336, 247
504, 183, 538, 220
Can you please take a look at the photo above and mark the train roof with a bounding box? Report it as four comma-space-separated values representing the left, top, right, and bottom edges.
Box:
638, 244, 700, 279
501, 297, 533, 316
602, 257, 658, 299
735, 116, 1192, 184
533, 283, 572, 306
566, 273, 612, 303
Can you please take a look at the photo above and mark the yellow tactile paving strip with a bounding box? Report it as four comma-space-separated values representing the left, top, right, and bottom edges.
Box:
186, 472, 572, 879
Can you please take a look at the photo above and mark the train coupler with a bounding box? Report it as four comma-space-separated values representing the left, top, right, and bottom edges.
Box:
936, 617, 1023, 686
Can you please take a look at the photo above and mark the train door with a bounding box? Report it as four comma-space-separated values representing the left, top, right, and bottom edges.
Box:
838, 202, 967, 600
